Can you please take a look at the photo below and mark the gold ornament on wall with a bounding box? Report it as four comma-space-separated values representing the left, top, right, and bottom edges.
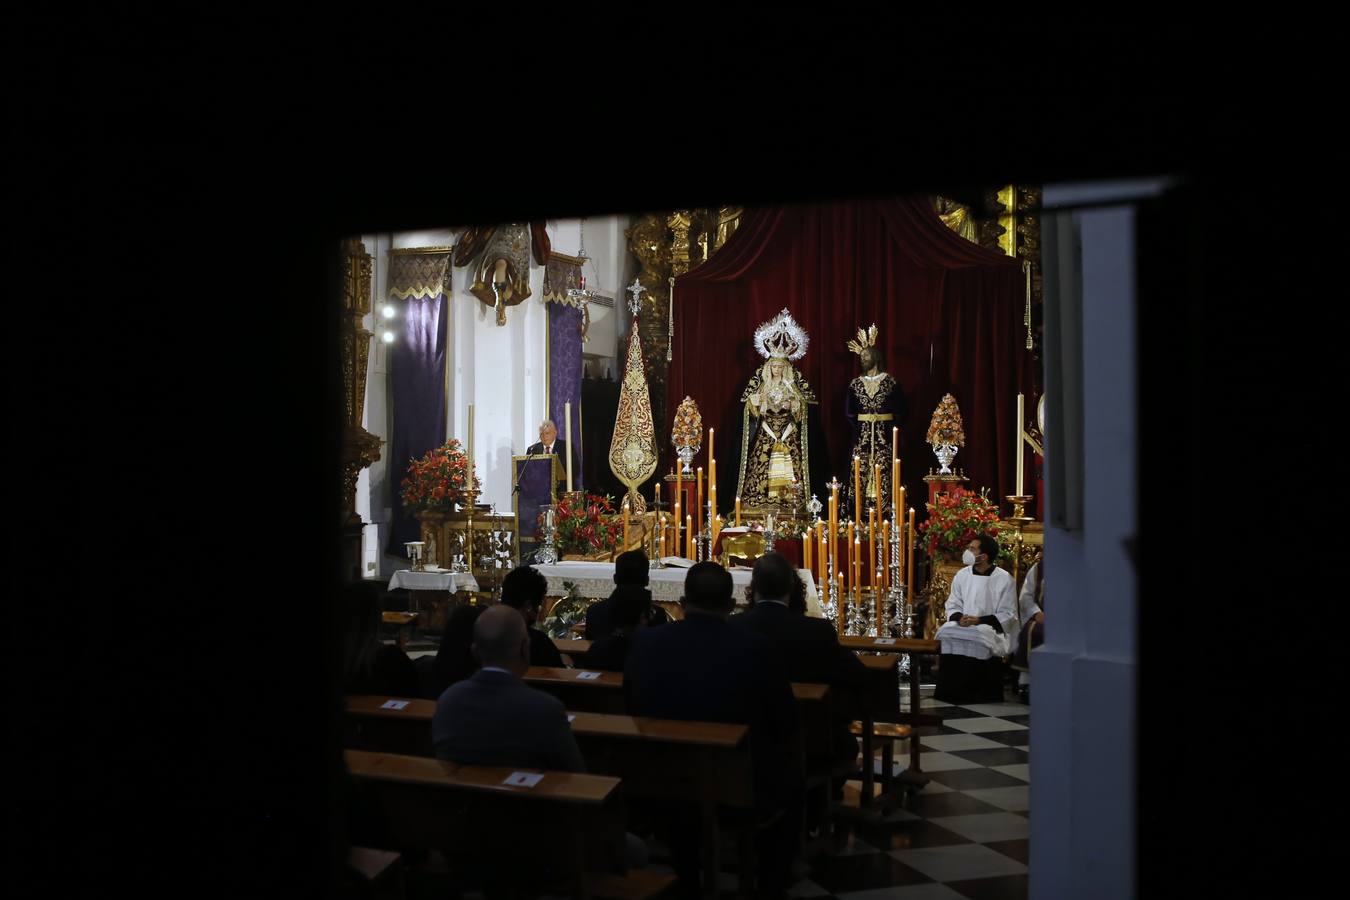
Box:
609, 280, 659, 513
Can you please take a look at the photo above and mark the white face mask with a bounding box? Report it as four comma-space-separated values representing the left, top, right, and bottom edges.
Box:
962, 549, 978, 566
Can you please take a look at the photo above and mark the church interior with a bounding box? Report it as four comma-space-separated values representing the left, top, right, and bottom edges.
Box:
331, 183, 1153, 900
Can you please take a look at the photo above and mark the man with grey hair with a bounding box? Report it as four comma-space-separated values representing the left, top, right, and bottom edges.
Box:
431, 604, 584, 771
523, 418, 572, 485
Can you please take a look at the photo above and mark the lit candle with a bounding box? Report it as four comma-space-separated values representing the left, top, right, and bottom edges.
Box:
674, 500, 681, 556
564, 400, 573, 493
686, 514, 693, 559
709, 457, 716, 501
1016, 393, 1025, 496
873, 462, 882, 513
802, 531, 812, 572
623, 507, 630, 549
735, 496, 742, 527
892, 425, 899, 464
708, 428, 714, 473
853, 456, 862, 531
696, 467, 703, 538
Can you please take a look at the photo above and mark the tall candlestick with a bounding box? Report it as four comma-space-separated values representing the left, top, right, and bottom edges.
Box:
846, 520, 855, 594
674, 501, 681, 556
708, 428, 715, 472
467, 404, 475, 475
892, 425, 899, 464
709, 458, 716, 499
882, 519, 890, 590
907, 507, 916, 597
854, 536, 862, 602
868, 506, 877, 588
853, 456, 862, 531
622, 508, 630, 549
675, 466, 682, 520
564, 401, 573, 492
892, 457, 901, 520
686, 514, 693, 559
837, 572, 846, 632
873, 462, 882, 513
816, 519, 826, 589
803, 531, 812, 572
696, 467, 703, 539
1016, 393, 1025, 496
829, 480, 840, 580
735, 496, 742, 527
898, 487, 906, 584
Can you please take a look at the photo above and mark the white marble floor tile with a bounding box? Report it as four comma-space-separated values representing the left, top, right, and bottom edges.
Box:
958, 702, 1030, 717
961, 786, 1030, 812
888, 843, 1027, 882
990, 763, 1030, 782
943, 717, 1029, 735
925, 812, 1029, 843
916, 733, 1006, 752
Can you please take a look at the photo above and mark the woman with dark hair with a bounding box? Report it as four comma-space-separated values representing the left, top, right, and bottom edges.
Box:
432, 602, 485, 697
341, 579, 419, 698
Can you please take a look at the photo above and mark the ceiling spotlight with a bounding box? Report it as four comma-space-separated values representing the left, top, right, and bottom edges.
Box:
382, 304, 396, 318
382, 331, 395, 343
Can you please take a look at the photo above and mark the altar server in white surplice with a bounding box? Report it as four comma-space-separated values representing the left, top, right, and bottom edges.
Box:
934, 534, 1017, 704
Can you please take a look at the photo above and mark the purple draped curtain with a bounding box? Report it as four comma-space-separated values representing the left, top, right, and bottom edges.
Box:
548, 303, 585, 492
386, 253, 450, 556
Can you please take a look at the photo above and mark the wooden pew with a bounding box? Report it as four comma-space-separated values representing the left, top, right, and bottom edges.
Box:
525, 666, 627, 713
556, 637, 592, 666
345, 695, 438, 757
343, 698, 746, 899
345, 749, 672, 900
839, 636, 943, 792
569, 712, 751, 899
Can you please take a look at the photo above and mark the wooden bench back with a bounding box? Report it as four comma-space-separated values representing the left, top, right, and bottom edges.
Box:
346, 749, 624, 896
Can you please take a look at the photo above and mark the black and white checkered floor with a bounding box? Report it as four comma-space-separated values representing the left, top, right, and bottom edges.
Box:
782, 688, 1031, 900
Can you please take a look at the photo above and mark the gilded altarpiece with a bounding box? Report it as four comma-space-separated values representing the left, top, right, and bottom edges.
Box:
341, 239, 384, 580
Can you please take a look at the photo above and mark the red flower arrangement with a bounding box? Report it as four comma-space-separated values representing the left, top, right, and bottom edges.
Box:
916, 487, 1011, 564
400, 439, 481, 512
542, 493, 625, 555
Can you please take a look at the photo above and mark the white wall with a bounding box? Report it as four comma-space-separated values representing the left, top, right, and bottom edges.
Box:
357, 217, 632, 573
1030, 180, 1171, 900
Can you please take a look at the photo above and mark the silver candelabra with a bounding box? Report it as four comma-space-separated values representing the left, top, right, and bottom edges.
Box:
697, 500, 714, 562
535, 504, 558, 565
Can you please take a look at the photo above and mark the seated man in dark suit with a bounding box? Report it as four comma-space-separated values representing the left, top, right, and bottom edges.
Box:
499, 565, 566, 668
432, 604, 584, 771
733, 553, 867, 801
581, 583, 649, 672
584, 550, 670, 640
625, 562, 803, 898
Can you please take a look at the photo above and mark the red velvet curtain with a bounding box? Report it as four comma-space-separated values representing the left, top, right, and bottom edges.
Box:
667, 195, 1032, 521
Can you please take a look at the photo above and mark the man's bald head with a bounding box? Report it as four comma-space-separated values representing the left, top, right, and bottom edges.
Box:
473, 604, 530, 672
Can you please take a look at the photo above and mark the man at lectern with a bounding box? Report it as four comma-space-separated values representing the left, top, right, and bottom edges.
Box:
525, 419, 570, 471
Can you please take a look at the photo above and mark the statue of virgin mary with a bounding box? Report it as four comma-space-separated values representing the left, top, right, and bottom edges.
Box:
736, 309, 816, 510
